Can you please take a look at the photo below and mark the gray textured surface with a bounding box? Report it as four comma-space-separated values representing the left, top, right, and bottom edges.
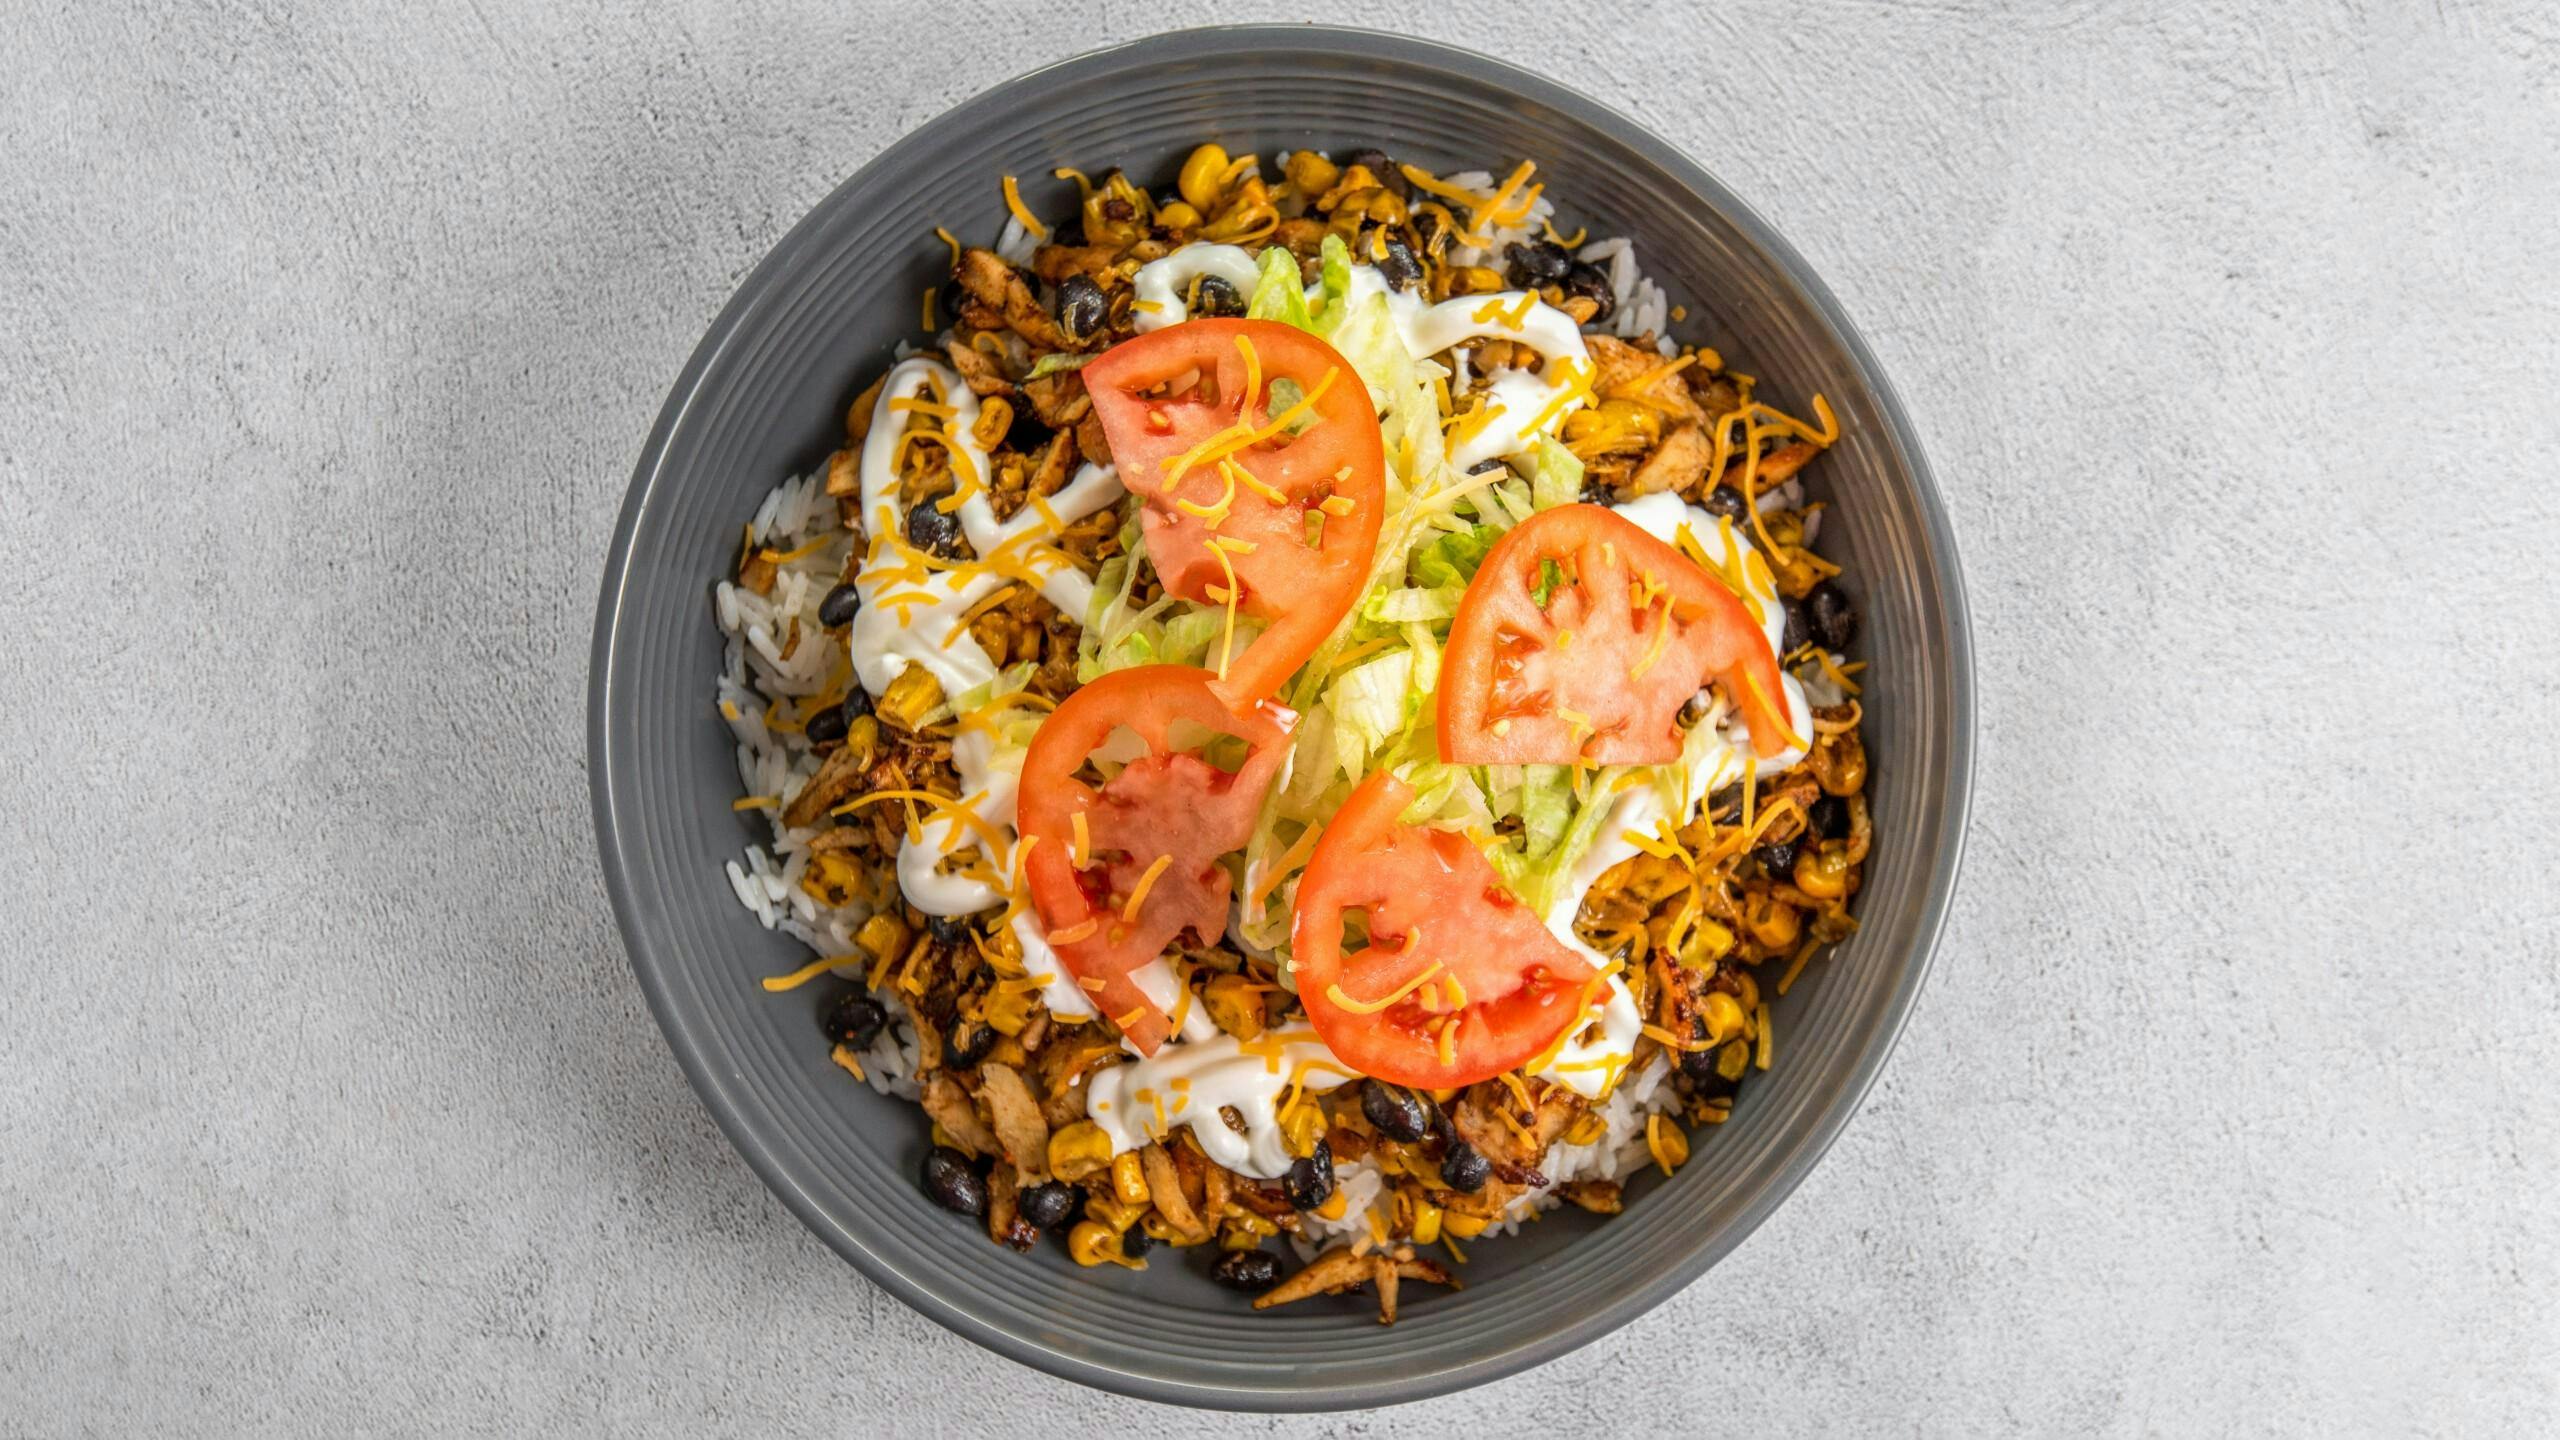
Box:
3, 1, 2555, 1434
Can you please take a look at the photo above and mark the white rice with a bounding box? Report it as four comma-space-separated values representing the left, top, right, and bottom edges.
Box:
715, 465, 916, 1089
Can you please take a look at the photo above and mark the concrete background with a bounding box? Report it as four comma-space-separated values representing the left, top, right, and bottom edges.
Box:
4, 1, 2556, 1434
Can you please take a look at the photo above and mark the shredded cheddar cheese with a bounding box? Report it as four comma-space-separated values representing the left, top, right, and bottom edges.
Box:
761, 953, 851, 993
999, 175, 1048, 241
1325, 959, 1446, 1016
1121, 853, 1174, 922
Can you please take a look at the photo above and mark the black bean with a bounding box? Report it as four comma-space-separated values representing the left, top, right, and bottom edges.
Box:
1807, 795, 1851, 841
1699, 487, 1749, 523
1361, 1081, 1431, 1142
1413, 206, 1450, 257
1056, 274, 1108, 342
1677, 1043, 1723, 1086
1376, 232, 1423, 292
821, 993, 886, 1048
1194, 274, 1243, 317
1782, 597, 1810, 655
1342, 147, 1406, 196
946, 1020, 997, 1069
1119, 1223, 1153, 1258
927, 914, 972, 946
1694, 1041, 1751, 1102
1561, 261, 1616, 324
1439, 1141, 1491, 1194
904, 497, 967, 559
802, 704, 851, 748
1804, 581, 1858, 651
1282, 1138, 1334, 1211
1017, 1180, 1080, 1231
1504, 238, 1572, 288
817, 581, 861, 628
1753, 838, 1800, 880
839, 685, 874, 720
922, 1146, 987, 1216
1211, 1249, 1282, 1294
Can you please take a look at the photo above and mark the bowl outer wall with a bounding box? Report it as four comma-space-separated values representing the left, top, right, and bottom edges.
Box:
589, 24, 1973, 1412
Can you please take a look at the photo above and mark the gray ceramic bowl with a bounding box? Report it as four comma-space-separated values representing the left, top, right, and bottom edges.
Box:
591, 25, 1972, 1411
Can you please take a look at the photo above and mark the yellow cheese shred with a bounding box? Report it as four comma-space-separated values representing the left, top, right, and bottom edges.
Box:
761, 954, 852, 993
999, 175, 1049, 241
1120, 853, 1174, 923
1324, 958, 1445, 1016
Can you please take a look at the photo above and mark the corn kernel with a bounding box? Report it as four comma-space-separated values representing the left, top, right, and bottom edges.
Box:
1564, 1112, 1607, 1147
1745, 895, 1802, 950
1408, 1194, 1443, 1246
1154, 200, 1201, 231
1315, 1188, 1349, 1221
855, 911, 910, 964
1701, 991, 1747, 1043
1046, 1121, 1111, 1182
1284, 150, 1339, 195
1203, 973, 1264, 1042
1442, 1210, 1490, 1239
1087, 1193, 1144, 1233
876, 667, 943, 733
1068, 1221, 1117, 1267
1648, 1114, 1690, 1175
1218, 1225, 1263, 1252
1177, 144, 1230, 211
1795, 842, 1851, 899
1279, 1100, 1324, 1159
1679, 918, 1736, 969
983, 1037, 1026, 1070
1110, 1151, 1151, 1206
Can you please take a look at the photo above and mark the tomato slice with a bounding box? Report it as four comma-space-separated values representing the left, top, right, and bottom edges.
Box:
1016, 665, 1292, 1054
1438, 503, 1793, 766
1290, 772, 1598, 1088
1081, 319, 1386, 704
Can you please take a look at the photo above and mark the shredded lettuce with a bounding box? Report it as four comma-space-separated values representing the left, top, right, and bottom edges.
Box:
1529, 438, 1585, 511
1026, 351, 1093, 380
1408, 526, 1494, 588
1075, 233, 1671, 965
1246, 245, 1313, 330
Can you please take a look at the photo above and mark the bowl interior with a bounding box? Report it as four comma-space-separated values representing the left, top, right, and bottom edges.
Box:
592, 26, 1969, 1411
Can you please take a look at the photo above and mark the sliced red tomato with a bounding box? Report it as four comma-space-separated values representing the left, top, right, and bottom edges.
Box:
1438, 503, 1794, 767
1081, 318, 1385, 705
1289, 772, 1598, 1089
1016, 665, 1292, 1054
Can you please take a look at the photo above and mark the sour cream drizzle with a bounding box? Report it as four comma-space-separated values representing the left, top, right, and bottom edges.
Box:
849, 356, 1129, 1020
1129, 243, 1262, 331
1084, 1026, 1359, 1178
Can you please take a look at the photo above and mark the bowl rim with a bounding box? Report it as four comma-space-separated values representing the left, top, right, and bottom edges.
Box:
590, 22, 1974, 1412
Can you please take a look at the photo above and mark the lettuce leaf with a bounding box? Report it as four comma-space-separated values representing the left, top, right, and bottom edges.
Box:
1410, 526, 1494, 588
1529, 438, 1585, 512
1246, 245, 1313, 331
